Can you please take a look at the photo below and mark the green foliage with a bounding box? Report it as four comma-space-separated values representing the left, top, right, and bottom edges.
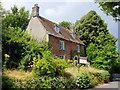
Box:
2, 75, 76, 89
79, 45, 85, 57
59, 21, 71, 30
101, 71, 110, 83
97, 2, 120, 21
90, 70, 110, 83
75, 70, 93, 88
70, 50, 78, 59
28, 51, 68, 76
2, 26, 49, 69
2, 67, 110, 89
75, 67, 110, 89
2, 5, 30, 30
2, 6, 32, 69
113, 51, 120, 73
70, 46, 85, 60
86, 35, 117, 73
75, 10, 109, 46
2, 76, 15, 89
75, 10, 118, 73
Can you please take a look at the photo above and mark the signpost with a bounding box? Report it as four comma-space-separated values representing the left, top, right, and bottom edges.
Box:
79, 57, 87, 64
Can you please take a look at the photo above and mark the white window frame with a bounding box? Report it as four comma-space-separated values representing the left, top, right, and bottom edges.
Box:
60, 40, 64, 50
54, 26, 59, 33
77, 45, 80, 52
60, 55, 65, 59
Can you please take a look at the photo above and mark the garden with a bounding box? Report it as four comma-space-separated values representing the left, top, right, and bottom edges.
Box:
2, 56, 110, 89
2, 5, 120, 89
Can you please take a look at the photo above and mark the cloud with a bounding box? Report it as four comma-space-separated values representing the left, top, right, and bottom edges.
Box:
45, 9, 55, 15
1, 0, 26, 10
45, 8, 63, 16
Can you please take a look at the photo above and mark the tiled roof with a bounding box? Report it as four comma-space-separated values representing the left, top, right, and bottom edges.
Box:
38, 16, 85, 45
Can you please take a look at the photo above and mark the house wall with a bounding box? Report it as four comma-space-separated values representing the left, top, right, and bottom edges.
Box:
26, 17, 48, 42
49, 35, 85, 60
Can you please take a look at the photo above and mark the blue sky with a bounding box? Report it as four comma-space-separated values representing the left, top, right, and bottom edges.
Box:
1, 0, 118, 50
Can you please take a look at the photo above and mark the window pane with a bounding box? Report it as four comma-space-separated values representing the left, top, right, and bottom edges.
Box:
60, 55, 65, 59
60, 41, 64, 50
71, 33, 75, 39
77, 45, 80, 52
60, 41, 62, 50
54, 26, 59, 33
63, 41, 64, 50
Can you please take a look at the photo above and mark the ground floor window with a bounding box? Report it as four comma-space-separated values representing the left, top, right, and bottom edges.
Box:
60, 55, 65, 59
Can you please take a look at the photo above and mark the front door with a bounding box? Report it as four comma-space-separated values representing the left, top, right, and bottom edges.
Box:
73, 55, 78, 65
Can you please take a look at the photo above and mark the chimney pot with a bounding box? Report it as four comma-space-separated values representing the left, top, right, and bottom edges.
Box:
32, 4, 39, 17
34, 4, 38, 6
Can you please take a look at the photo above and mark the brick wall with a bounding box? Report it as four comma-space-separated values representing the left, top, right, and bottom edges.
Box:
49, 35, 85, 60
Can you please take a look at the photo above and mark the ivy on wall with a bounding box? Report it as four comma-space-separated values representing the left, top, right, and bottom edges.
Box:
70, 45, 85, 60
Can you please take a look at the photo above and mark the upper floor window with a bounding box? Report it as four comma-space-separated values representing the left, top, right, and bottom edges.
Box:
71, 33, 75, 39
60, 40, 64, 50
77, 45, 80, 52
54, 25, 59, 33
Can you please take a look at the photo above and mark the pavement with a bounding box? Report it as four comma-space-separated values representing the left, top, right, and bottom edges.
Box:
94, 81, 119, 88
86, 74, 120, 90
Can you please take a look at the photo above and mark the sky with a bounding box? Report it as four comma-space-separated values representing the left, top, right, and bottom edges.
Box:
1, 0, 119, 50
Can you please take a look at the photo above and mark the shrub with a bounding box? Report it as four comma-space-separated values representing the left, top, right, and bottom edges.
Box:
2, 76, 14, 89
75, 69, 93, 88
91, 72, 103, 82
2, 75, 76, 89
66, 66, 110, 89
28, 51, 68, 76
90, 77, 99, 86
2, 26, 49, 70
90, 70, 110, 83
101, 71, 110, 83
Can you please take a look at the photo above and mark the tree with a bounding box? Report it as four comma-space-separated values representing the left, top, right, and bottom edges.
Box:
75, 10, 118, 73
2, 6, 47, 69
2, 27, 49, 69
96, 2, 120, 21
113, 51, 120, 73
2, 5, 30, 30
86, 34, 117, 73
75, 10, 109, 46
59, 21, 71, 30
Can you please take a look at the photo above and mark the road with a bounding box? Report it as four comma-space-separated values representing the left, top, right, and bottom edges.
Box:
87, 74, 120, 90
94, 81, 119, 88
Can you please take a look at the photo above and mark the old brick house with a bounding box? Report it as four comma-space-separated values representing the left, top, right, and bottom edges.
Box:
27, 4, 86, 61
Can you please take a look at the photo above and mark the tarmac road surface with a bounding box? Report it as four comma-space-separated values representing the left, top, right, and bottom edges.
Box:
87, 74, 120, 90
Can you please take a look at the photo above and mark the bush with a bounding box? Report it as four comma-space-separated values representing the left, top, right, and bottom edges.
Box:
90, 70, 110, 83
101, 71, 110, 83
2, 26, 49, 70
28, 51, 68, 76
2, 66, 110, 89
2, 76, 14, 89
67, 66, 110, 89
75, 69, 93, 88
90, 77, 99, 86
2, 75, 76, 89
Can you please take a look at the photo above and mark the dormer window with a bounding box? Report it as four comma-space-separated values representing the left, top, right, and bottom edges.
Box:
71, 33, 75, 39
54, 25, 59, 33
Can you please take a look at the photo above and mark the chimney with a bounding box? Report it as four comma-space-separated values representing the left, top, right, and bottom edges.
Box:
32, 4, 39, 17
70, 24, 74, 33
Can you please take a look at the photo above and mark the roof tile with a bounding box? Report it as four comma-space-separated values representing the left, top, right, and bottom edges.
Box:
38, 16, 85, 45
